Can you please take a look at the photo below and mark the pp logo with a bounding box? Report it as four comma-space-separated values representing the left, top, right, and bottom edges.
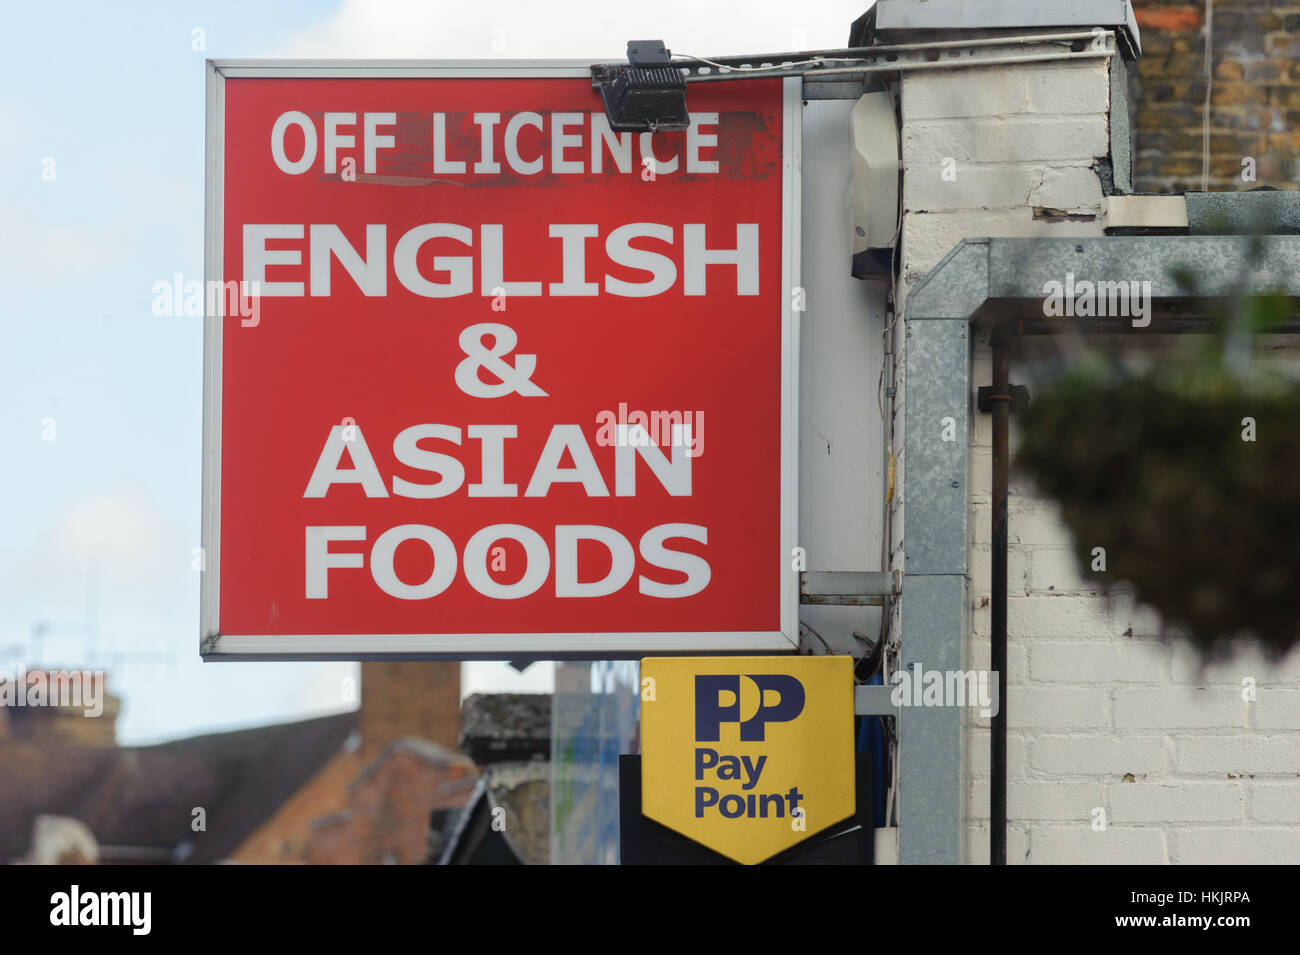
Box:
695, 674, 805, 741
640, 656, 855, 865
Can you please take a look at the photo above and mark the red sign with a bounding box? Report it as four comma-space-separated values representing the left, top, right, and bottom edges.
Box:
203, 63, 798, 658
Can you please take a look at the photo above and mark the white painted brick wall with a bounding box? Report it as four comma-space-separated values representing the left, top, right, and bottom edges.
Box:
968, 824, 1031, 864
994, 780, 1104, 821
902, 61, 1110, 120
903, 161, 1106, 218
1005, 501, 1074, 547
1029, 642, 1169, 684
1172, 828, 1300, 865
1114, 687, 1249, 730
902, 116, 1109, 165
967, 727, 1029, 779
1250, 783, 1300, 823
1029, 549, 1104, 595
1008, 595, 1110, 640
1030, 827, 1166, 865
898, 61, 1110, 308
896, 50, 1300, 865
1170, 642, 1300, 684
1029, 735, 1165, 776
1007, 687, 1109, 730
1254, 689, 1300, 730
968, 543, 1029, 597
905, 163, 1067, 213
1108, 782, 1243, 823
1175, 736, 1300, 775
1105, 592, 1165, 638
1029, 165, 1104, 212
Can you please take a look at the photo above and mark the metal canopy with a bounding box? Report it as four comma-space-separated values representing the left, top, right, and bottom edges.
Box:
873, 0, 1141, 57
899, 234, 1300, 864
911, 235, 1300, 323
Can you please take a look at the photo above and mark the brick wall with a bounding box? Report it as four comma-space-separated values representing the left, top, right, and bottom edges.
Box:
967, 368, 1300, 864
1135, 0, 1300, 193
898, 55, 1112, 863
899, 59, 1111, 302
307, 748, 474, 865
232, 662, 465, 862
0, 672, 120, 747
234, 744, 477, 864
897, 33, 1300, 864
231, 750, 362, 863
359, 660, 461, 756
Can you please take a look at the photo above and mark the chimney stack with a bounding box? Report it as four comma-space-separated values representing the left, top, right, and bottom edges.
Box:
0, 668, 119, 747
358, 661, 461, 757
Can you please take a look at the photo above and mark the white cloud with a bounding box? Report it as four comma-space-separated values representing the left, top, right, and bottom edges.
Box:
462, 661, 555, 698
280, 0, 869, 60
0, 99, 33, 154
43, 487, 182, 583
18, 222, 118, 269
0, 214, 122, 303
0, 486, 190, 667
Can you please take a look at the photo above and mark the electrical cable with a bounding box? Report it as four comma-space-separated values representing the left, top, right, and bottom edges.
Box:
674, 53, 877, 74
1202, 0, 1214, 193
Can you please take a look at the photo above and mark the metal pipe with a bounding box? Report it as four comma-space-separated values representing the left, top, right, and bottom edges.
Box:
1013, 316, 1300, 335
683, 49, 1112, 83
990, 330, 1011, 866
673, 29, 1113, 65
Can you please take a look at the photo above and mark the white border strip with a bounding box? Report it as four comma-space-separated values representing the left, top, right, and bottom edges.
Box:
201, 61, 225, 656
211, 630, 785, 659
780, 76, 802, 650
201, 61, 801, 660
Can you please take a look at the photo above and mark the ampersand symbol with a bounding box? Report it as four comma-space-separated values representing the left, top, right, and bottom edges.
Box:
454, 323, 548, 398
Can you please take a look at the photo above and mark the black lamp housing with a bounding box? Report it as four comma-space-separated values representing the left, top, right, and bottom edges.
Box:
593, 40, 690, 133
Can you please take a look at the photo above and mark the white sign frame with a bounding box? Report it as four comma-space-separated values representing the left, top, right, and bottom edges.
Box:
201, 61, 800, 660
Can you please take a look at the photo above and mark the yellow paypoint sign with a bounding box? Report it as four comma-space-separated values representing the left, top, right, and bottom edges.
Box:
640, 656, 855, 864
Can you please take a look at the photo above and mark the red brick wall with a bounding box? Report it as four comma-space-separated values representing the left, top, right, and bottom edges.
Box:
230, 750, 361, 863
359, 661, 461, 757
306, 752, 474, 865
234, 748, 475, 864
1135, 0, 1300, 192
231, 658, 466, 863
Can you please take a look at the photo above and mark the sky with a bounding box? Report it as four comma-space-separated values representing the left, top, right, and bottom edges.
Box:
0, 0, 872, 744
